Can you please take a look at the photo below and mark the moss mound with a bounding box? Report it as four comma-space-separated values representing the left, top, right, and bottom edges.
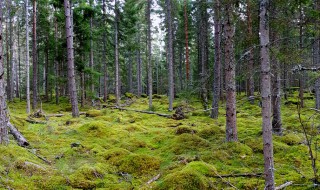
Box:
156, 162, 214, 190
280, 133, 302, 145
175, 126, 196, 135
198, 127, 224, 139
79, 121, 108, 136
118, 154, 161, 175
69, 164, 104, 189
86, 109, 103, 117
170, 134, 210, 154
101, 148, 131, 164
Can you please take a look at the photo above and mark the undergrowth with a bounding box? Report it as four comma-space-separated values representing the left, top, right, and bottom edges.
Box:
0, 92, 319, 189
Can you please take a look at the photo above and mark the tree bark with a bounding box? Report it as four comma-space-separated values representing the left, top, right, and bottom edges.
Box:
17, 19, 21, 100
5, 11, 11, 102
166, 0, 174, 111
271, 51, 282, 135
224, 3, 237, 142
299, 3, 304, 108
114, 0, 120, 105
102, 0, 108, 102
64, 0, 79, 117
0, 0, 9, 144
9, 0, 14, 100
32, 0, 38, 110
54, 13, 59, 105
26, 0, 31, 113
260, 0, 275, 189
45, 35, 49, 101
147, 0, 153, 109
314, 0, 320, 109
184, 0, 190, 82
246, 0, 254, 100
90, 10, 94, 96
136, 23, 142, 97
211, 0, 221, 119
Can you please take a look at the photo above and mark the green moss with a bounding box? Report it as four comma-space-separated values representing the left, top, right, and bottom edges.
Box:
198, 127, 224, 139
279, 133, 302, 145
175, 126, 196, 135
125, 92, 135, 98
170, 134, 210, 154
69, 164, 105, 189
118, 154, 161, 175
101, 148, 131, 164
86, 109, 103, 117
156, 162, 212, 190
79, 121, 108, 137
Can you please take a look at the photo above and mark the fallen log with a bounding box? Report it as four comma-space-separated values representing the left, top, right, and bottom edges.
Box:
46, 114, 64, 118
7, 122, 29, 147
27, 149, 51, 164
114, 106, 172, 118
26, 118, 47, 124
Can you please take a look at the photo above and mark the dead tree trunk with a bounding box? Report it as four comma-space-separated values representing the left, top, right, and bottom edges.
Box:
32, 0, 38, 110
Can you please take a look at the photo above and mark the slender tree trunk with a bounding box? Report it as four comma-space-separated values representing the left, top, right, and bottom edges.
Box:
315, 0, 320, 109
6, 13, 10, 101
147, 0, 153, 109
45, 36, 49, 101
128, 53, 133, 93
247, 0, 254, 101
90, 15, 94, 96
178, 45, 183, 91
0, 0, 9, 144
102, 0, 108, 102
211, 0, 221, 119
32, 0, 38, 110
166, 0, 174, 111
137, 25, 142, 97
299, 3, 304, 108
114, 0, 120, 105
81, 71, 85, 108
184, 0, 190, 83
224, 3, 237, 142
9, 0, 14, 100
260, 0, 275, 189
54, 14, 59, 105
17, 19, 21, 100
64, 0, 79, 117
26, 0, 31, 113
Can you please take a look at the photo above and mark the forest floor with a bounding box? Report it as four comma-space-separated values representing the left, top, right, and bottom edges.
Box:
0, 92, 319, 189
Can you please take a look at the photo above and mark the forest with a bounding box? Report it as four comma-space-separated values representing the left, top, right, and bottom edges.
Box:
0, 0, 320, 189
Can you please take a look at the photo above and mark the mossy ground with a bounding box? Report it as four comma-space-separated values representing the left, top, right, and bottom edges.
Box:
1, 92, 319, 189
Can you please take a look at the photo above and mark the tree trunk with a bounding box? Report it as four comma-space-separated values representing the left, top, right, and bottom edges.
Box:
17, 19, 21, 100
260, 0, 275, 189
102, 0, 108, 102
211, 0, 221, 119
32, 0, 38, 110
246, 0, 254, 101
299, 3, 304, 107
314, 0, 320, 109
128, 53, 133, 93
137, 23, 142, 97
114, 0, 120, 105
166, 0, 174, 111
26, 0, 31, 113
54, 14, 59, 105
184, 0, 190, 83
224, 3, 237, 142
64, 0, 79, 117
6, 14, 10, 102
147, 0, 153, 109
45, 36, 49, 101
90, 14, 94, 96
0, 0, 9, 144
9, 0, 14, 100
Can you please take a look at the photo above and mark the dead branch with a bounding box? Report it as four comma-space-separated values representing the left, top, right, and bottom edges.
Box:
292, 64, 320, 73
27, 149, 51, 165
7, 122, 29, 147
146, 173, 161, 185
46, 114, 64, 118
275, 181, 293, 190
113, 106, 172, 118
